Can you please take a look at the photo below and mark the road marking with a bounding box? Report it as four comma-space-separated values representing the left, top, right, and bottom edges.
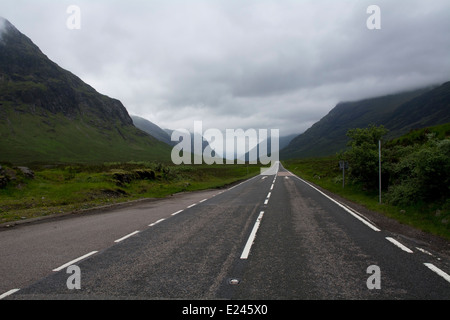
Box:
424, 263, 450, 283
264, 199, 269, 205
416, 247, 433, 256
267, 192, 271, 198
149, 218, 165, 226
52, 251, 98, 271
0, 288, 20, 300
187, 203, 197, 208
114, 231, 140, 243
241, 211, 265, 259
385, 237, 413, 253
199, 198, 208, 203
292, 173, 380, 232
270, 184, 274, 190
171, 210, 183, 216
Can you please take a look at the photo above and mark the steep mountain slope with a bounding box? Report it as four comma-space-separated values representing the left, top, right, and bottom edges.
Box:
0, 18, 171, 164
281, 83, 449, 159
384, 81, 450, 134
131, 115, 174, 146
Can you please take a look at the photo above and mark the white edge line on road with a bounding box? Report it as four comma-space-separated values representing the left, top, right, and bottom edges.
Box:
424, 263, 450, 283
291, 172, 380, 232
52, 251, 98, 272
149, 218, 165, 227
187, 203, 197, 208
338, 201, 378, 226
199, 198, 208, 203
385, 237, 413, 253
241, 211, 265, 259
264, 199, 269, 205
171, 210, 183, 216
267, 192, 271, 198
114, 230, 140, 243
0, 288, 20, 300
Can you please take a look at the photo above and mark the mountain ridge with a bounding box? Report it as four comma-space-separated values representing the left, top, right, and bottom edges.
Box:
281, 82, 450, 159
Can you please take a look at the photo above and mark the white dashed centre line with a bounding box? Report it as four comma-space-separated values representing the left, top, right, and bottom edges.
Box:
241, 211, 265, 259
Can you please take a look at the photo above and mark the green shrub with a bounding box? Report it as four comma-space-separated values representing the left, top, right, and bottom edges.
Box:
344, 124, 388, 189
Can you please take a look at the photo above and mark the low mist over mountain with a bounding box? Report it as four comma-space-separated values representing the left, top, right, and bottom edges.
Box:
281, 82, 450, 159
0, 18, 171, 164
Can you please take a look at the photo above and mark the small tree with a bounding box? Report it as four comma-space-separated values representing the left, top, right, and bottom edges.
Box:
345, 124, 388, 189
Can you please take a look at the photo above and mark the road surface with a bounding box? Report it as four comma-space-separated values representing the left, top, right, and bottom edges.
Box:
1, 162, 449, 301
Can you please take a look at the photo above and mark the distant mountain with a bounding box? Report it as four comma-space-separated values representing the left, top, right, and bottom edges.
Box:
239, 133, 296, 163
281, 83, 450, 159
163, 128, 212, 157
132, 115, 214, 160
131, 115, 173, 146
279, 134, 298, 150
0, 17, 171, 164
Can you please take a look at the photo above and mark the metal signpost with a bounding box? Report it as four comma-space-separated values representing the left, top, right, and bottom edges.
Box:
379, 140, 382, 204
339, 160, 349, 188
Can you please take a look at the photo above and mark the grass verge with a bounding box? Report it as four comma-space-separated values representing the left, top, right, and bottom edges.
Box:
0, 162, 260, 224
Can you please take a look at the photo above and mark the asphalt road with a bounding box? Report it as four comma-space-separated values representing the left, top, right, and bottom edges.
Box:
1, 162, 449, 301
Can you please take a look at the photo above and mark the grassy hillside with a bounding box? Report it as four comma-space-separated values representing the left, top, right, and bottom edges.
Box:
0, 102, 171, 165
386, 114, 450, 147
384, 81, 450, 135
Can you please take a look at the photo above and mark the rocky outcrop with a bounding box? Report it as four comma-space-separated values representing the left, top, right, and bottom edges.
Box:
0, 165, 34, 188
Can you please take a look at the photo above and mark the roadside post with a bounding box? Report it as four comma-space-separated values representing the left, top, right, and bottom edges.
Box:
339, 160, 349, 188
379, 140, 382, 204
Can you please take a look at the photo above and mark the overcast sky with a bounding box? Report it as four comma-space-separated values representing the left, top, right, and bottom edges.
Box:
2, 0, 450, 137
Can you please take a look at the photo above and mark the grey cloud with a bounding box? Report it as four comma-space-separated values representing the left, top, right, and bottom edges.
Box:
1, 0, 449, 137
